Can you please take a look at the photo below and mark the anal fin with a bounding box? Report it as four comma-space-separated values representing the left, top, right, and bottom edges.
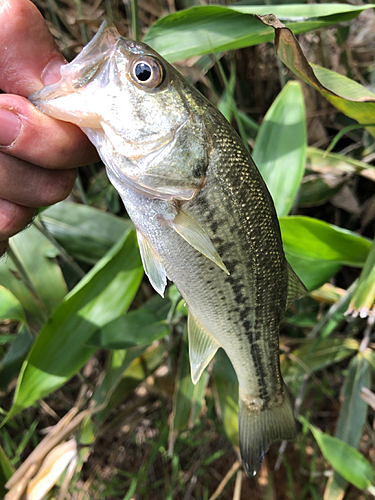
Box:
172, 210, 229, 275
188, 312, 220, 384
137, 230, 167, 297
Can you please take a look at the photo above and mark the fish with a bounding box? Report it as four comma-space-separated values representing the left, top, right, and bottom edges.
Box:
29, 20, 306, 476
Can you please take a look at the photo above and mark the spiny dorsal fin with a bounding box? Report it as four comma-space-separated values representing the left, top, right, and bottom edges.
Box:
136, 230, 167, 297
286, 261, 307, 309
188, 312, 220, 384
171, 210, 229, 275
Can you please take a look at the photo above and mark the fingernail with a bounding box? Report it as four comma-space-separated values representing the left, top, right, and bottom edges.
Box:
0, 108, 21, 146
41, 57, 65, 85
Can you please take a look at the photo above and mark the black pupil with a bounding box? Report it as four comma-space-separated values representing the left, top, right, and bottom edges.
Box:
135, 62, 152, 82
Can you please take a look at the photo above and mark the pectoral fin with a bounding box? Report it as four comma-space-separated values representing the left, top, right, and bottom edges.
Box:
188, 312, 220, 384
286, 262, 307, 309
172, 210, 229, 275
136, 230, 167, 297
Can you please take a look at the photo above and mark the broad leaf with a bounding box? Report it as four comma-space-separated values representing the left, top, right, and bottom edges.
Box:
41, 201, 132, 264
4, 229, 143, 422
253, 80, 306, 216
280, 216, 371, 291
0, 222, 67, 329
0, 286, 26, 323
280, 216, 371, 266
213, 349, 239, 446
144, 4, 374, 63
86, 308, 169, 349
300, 417, 374, 491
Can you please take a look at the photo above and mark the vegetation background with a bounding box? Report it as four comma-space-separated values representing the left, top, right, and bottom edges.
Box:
1, 1, 375, 499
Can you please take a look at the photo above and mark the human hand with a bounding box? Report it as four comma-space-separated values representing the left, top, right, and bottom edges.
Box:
0, 0, 98, 257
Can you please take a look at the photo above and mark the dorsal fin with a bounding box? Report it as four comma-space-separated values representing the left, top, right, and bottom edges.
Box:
286, 262, 307, 309
171, 210, 229, 275
188, 312, 220, 384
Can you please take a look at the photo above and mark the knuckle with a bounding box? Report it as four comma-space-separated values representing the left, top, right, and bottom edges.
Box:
39, 168, 77, 206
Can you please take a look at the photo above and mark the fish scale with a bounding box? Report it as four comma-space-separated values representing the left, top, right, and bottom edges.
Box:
29, 20, 306, 476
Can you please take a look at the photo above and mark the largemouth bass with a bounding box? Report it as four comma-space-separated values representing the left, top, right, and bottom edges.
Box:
29, 21, 306, 476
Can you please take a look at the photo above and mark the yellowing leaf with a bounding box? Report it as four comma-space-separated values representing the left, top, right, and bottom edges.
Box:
256, 14, 375, 138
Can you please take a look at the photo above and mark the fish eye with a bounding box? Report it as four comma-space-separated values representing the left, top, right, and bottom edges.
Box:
130, 56, 164, 89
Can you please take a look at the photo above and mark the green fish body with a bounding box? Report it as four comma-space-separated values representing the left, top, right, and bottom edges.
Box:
30, 21, 306, 476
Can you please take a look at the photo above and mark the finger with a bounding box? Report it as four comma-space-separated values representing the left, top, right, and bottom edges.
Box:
0, 198, 36, 240
0, 1, 99, 168
0, 152, 77, 207
0, 0, 65, 95
0, 94, 98, 168
0, 241, 7, 256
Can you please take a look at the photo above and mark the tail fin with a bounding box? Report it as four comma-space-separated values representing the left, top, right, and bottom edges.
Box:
238, 387, 296, 477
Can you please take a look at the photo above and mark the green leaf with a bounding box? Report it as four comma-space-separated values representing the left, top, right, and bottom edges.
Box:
93, 349, 131, 420
253, 80, 306, 216
324, 354, 371, 499
0, 324, 34, 391
0, 443, 14, 497
285, 254, 341, 292
0, 221, 67, 329
86, 308, 169, 349
212, 349, 238, 446
99, 343, 167, 420
171, 332, 209, 434
0, 286, 26, 323
282, 338, 357, 387
41, 201, 133, 264
347, 238, 375, 317
280, 216, 371, 266
309, 281, 357, 340
144, 5, 374, 63
280, 216, 371, 291
3, 229, 143, 422
300, 417, 374, 491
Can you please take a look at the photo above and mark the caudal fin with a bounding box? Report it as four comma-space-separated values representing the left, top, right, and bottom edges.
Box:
238, 388, 296, 477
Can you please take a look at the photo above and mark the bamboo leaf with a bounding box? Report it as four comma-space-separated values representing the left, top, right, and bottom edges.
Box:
41, 201, 133, 264
0, 444, 14, 498
3, 229, 143, 422
300, 417, 374, 491
171, 332, 209, 436
280, 216, 371, 266
324, 354, 371, 500
253, 80, 306, 216
212, 349, 239, 446
0, 286, 26, 323
144, 4, 374, 63
0, 221, 68, 329
86, 309, 169, 349
280, 216, 371, 290
347, 238, 375, 318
